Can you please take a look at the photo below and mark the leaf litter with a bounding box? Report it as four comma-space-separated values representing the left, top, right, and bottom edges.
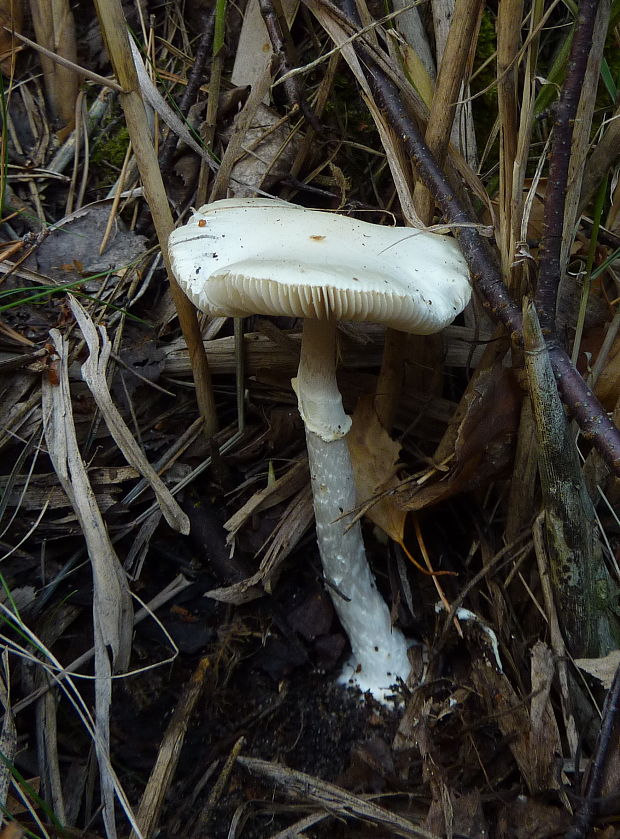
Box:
0, 1, 619, 838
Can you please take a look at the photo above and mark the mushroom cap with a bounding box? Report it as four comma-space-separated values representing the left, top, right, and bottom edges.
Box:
168, 198, 471, 333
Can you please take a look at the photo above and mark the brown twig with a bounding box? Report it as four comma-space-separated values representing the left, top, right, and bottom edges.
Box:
4, 26, 122, 92
357, 44, 620, 474
535, 0, 600, 335
257, 0, 320, 130
159, 11, 216, 176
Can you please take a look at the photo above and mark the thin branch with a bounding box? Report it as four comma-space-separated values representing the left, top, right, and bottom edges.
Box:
159, 11, 216, 175
565, 662, 620, 839
258, 0, 320, 129
5, 26, 123, 92
535, 0, 601, 334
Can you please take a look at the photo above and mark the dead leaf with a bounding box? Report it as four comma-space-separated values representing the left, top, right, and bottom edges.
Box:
575, 649, 620, 689
31, 203, 147, 284
348, 394, 406, 545
471, 659, 537, 794
221, 103, 302, 198
231, 0, 298, 94
529, 641, 562, 792
42, 328, 134, 671
426, 789, 487, 839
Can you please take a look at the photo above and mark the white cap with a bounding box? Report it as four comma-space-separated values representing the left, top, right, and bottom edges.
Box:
168, 198, 471, 332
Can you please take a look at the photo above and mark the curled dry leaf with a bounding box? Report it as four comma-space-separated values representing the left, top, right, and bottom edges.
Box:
42, 329, 134, 671
349, 395, 458, 576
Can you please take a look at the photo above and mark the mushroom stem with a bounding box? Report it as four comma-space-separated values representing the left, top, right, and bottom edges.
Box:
294, 318, 411, 702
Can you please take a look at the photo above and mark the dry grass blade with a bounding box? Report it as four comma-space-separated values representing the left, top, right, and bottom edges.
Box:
131, 657, 210, 839
36, 682, 66, 822
223, 460, 309, 541
128, 39, 218, 172
0, 652, 17, 815
28, 0, 78, 131
413, 0, 482, 222
69, 296, 190, 535
3, 27, 122, 92
496, 0, 523, 278
559, 0, 610, 275
304, 0, 424, 227
41, 332, 133, 669
42, 328, 134, 838
238, 757, 441, 839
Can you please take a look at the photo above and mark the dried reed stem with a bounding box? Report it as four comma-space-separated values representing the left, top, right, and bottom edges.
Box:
93, 0, 219, 437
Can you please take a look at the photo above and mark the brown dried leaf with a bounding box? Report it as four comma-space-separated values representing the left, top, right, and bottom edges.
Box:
529, 641, 562, 792
575, 650, 620, 689
426, 789, 487, 839
348, 394, 406, 544
222, 103, 302, 198
471, 660, 535, 793
32, 203, 147, 281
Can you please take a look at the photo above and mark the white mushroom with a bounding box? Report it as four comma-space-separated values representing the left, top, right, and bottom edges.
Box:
169, 197, 471, 702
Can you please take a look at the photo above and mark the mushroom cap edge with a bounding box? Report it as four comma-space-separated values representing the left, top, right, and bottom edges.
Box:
168, 198, 472, 333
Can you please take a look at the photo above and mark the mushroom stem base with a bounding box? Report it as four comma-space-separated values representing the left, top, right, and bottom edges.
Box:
305, 428, 411, 702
